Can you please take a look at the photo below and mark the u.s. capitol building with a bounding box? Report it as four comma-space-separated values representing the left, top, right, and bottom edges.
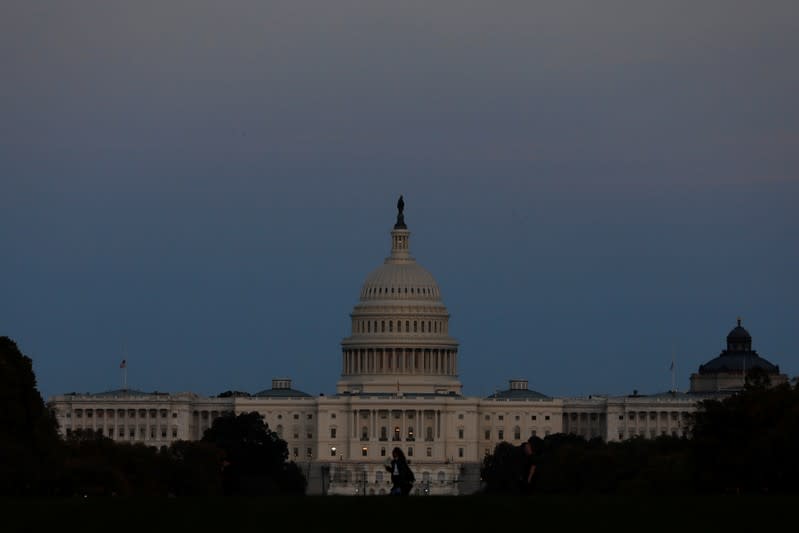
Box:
49, 199, 789, 495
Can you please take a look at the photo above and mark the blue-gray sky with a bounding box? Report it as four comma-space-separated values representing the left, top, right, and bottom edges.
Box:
2, 1, 797, 400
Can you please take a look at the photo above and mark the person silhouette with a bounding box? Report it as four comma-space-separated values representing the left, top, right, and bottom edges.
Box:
386, 447, 415, 496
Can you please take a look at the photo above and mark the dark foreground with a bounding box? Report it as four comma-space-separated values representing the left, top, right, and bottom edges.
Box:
2, 493, 793, 533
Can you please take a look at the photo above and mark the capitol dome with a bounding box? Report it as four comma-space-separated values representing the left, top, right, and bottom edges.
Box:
336, 197, 461, 396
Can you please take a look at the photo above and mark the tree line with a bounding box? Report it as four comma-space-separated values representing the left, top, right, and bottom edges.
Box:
482, 372, 799, 494
0, 337, 305, 497
3, 335, 797, 496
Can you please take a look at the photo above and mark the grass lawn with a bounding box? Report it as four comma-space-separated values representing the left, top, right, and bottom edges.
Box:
3, 493, 793, 532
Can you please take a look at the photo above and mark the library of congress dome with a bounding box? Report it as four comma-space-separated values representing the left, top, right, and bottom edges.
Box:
48, 197, 790, 495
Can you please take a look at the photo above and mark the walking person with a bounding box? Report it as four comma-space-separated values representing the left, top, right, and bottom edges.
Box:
518, 438, 537, 493
385, 447, 415, 496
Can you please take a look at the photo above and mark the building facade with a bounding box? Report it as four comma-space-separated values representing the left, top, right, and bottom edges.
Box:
49, 200, 789, 495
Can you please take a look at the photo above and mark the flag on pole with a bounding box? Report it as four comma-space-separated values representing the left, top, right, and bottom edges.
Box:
669, 360, 674, 371
120, 359, 127, 369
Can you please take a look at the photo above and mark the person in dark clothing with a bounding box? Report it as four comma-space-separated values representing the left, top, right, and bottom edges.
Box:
386, 447, 415, 496
518, 439, 537, 493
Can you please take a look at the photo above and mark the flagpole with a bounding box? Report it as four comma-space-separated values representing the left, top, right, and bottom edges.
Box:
671, 344, 676, 393
121, 343, 128, 391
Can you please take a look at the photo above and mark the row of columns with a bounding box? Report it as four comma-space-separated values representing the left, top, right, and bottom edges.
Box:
350, 409, 443, 444
343, 348, 457, 375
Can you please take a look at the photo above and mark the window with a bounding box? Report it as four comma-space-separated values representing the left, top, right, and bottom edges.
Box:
544, 415, 550, 421
498, 415, 504, 421
361, 426, 369, 440
425, 427, 433, 441
330, 447, 337, 457
484, 415, 490, 421
172, 428, 178, 438
331, 413, 337, 419
307, 432, 313, 439
307, 414, 313, 420
293, 432, 299, 439
498, 430, 504, 440
513, 426, 521, 440
484, 430, 490, 440
393, 427, 401, 441
330, 428, 337, 438
515, 415, 520, 421
458, 414, 464, 420
172, 412, 177, 418
362, 447, 368, 457
426, 447, 432, 457
381, 447, 386, 457
407, 447, 413, 457
293, 414, 299, 420
293, 448, 299, 457
306, 448, 312, 457
458, 448, 464, 458
458, 428, 464, 439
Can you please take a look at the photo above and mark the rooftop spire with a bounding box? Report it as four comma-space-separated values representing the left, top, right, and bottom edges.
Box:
394, 195, 407, 229
389, 196, 411, 261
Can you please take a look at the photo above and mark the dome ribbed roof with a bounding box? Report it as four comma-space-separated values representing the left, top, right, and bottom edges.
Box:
360, 262, 442, 302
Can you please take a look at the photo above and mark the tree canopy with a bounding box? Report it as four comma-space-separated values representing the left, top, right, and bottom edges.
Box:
201, 411, 306, 495
0, 336, 62, 496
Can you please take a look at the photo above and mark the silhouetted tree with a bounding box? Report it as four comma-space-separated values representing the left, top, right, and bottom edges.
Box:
166, 440, 224, 496
201, 411, 306, 495
59, 429, 171, 496
481, 441, 525, 494
217, 390, 252, 398
0, 337, 62, 496
692, 380, 799, 493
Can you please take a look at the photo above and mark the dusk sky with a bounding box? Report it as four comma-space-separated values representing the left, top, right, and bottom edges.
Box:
3, 1, 797, 401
